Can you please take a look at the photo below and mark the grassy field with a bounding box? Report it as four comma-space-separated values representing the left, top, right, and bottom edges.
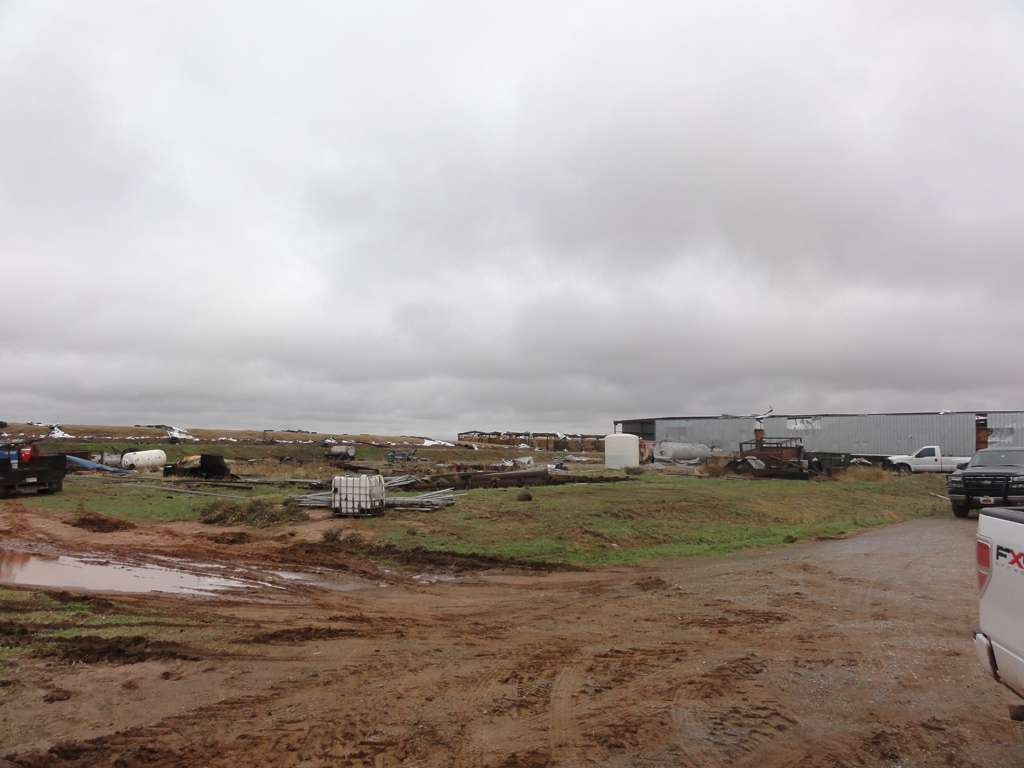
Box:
4, 469, 951, 565
369, 470, 949, 565
13, 477, 293, 523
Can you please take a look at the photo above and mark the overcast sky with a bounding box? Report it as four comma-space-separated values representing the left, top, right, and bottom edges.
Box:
2, 1, 1024, 437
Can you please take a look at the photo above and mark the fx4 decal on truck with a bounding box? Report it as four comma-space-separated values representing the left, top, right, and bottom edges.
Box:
995, 545, 1024, 570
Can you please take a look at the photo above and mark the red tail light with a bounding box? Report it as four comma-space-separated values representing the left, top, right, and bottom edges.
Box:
978, 540, 991, 594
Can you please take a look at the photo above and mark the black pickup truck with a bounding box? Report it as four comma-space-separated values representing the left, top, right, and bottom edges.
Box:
946, 447, 1024, 518
0, 442, 67, 496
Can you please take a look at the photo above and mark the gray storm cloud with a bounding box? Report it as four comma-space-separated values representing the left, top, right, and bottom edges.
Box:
1, 1, 1023, 436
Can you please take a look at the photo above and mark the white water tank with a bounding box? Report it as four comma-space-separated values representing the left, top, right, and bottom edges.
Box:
332, 474, 385, 517
121, 450, 167, 470
604, 433, 640, 469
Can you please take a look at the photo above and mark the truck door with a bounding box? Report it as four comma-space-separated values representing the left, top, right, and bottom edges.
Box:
914, 446, 938, 471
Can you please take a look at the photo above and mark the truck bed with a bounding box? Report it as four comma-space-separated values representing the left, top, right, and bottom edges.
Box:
0, 455, 67, 495
976, 507, 1024, 699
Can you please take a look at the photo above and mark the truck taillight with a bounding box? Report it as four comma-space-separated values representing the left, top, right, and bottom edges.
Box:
977, 539, 991, 594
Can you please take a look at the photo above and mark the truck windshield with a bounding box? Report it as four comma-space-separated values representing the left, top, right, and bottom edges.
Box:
968, 450, 1024, 468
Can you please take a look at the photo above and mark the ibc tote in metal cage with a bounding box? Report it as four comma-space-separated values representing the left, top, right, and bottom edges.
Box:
331, 474, 385, 517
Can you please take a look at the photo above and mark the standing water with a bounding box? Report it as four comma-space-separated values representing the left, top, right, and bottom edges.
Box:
0, 550, 255, 595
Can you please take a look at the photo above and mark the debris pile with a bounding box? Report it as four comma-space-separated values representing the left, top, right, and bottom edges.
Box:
164, 454, 233, 480
458, 430, 604, 452
199, 499, 309, 528
385, 489, 463, 510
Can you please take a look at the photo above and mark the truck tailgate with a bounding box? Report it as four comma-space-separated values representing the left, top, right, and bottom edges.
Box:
979, 508, 1024, 697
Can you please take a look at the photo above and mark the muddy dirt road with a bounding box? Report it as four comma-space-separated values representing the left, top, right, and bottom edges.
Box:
1, 514, 1022, 767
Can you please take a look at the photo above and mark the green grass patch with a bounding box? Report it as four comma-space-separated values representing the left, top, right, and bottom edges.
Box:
356, 472, 949, 566
9, 479, 292, 523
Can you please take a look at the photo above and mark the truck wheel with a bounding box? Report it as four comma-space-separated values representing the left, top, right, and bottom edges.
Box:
952, 503, 969, 518
896, 464, 912, 476
38, 479, 63, 495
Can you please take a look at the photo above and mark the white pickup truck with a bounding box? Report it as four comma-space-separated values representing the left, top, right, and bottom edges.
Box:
887, 445, 973, 475
974, 508, 1024, 703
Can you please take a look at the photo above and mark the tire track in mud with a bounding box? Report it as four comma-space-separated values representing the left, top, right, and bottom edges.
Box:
670, 653, 801, 766
453, 662, 516, 768
547, 652, 596, 766
672, 704, 726, 768
453, 646, 565, 767
726, 733, 858, 768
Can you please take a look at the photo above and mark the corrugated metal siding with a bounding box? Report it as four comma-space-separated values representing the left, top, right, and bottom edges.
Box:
653, 412, 987, 456
987, 412, 1024, 447
657, 418, 753, 450
764, 413, 977, 456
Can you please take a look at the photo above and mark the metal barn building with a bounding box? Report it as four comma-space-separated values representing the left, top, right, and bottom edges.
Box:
613, 411, 1024, 458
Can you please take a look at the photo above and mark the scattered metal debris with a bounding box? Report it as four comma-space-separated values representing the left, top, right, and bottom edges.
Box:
292, 486, 463, 512
27, 422, 73, 439
126, 484, 250, 500
386, 449, 419, 465
458, 430, 604, 452
65, 455, 135, 475
137, 425, 197, 441
293, 491, 333, 507
385, 489, 463, 510
164, 454, 233, 480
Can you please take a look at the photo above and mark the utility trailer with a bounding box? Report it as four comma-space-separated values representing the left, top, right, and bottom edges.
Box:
727, 436, 823, 480
0, 442, 67, 496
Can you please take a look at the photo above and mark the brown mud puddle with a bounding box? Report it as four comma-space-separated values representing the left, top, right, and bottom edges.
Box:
0, 548, 376, 596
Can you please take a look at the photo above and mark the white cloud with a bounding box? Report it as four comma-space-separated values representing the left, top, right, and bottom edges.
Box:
2, 0, 1024, 436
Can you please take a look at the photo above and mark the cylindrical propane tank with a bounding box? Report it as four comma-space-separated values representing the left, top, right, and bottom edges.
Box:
121, 449, 167, 470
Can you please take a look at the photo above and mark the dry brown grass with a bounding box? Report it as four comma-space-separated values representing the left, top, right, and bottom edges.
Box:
236, 458, 338, 481
60, 424, 167, 438
834, 465, 888, 482
1, 423, 52, 438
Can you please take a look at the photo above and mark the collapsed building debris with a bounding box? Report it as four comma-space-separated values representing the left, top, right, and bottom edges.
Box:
457, 431, 605, 452
163, 454, 233, 480
27, 422, 73, 439
386, 449, 420, 465
489, 457, 535, 470
390, 467, 629, 492
137, 425, 197, 441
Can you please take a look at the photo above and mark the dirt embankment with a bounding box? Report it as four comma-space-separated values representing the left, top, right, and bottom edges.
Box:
0, 512, 1022, 767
